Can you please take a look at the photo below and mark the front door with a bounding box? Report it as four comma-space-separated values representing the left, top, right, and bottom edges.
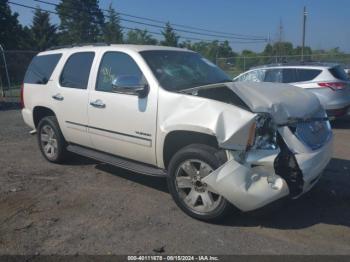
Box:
87, 51, 158, 165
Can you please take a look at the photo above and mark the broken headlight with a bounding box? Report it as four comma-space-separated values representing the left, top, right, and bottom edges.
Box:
251, 114, 278, 150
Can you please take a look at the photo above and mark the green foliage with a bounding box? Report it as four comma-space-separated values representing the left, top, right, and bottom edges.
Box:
104, 4, 123, 44
126, 29, 158, 45
0, 0, 27, 49
31, 8, 58, 50
1, 0, 349, 78
56, 0, 105, 44
181, 40, 236, 66
161, 22, 179, 47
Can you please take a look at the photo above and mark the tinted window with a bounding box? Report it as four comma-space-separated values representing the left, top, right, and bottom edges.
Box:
282, 69, 297, 83
296, 69, 322, 82
264, 69, 282, 82
329, 66, 349, 80
238, 70, 265, 82
96, 52, 145, 92
24, 54, 62, 84
60, 52, 95, 89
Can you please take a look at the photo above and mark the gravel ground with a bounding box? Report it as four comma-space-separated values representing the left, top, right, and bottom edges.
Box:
0, 110, 349, 255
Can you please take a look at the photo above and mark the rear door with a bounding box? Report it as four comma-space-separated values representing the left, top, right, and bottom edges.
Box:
281, 68, 297, 83
51, 51, 96, 147
264, 69, 283, 82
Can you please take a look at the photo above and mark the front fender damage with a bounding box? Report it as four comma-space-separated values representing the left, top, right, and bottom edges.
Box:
202, 148, 291, 212
203, 131, 332, 212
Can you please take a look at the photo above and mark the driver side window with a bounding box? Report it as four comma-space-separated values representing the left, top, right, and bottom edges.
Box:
96, 52, 146, 93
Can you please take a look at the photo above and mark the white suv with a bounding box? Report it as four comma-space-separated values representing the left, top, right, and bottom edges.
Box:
234, 63, 350, 118
22, 44, 333, 221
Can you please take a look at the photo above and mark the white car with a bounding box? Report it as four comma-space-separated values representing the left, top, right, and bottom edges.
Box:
234, 63, 350, 118
21, 44, 333, 221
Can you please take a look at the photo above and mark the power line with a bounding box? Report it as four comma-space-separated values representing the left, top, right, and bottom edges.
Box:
33, 0, 266, 39
9, 1, 267, 44
32, 0, 267, 41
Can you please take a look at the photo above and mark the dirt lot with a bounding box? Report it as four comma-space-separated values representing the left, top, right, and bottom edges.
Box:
0, 109, 350, 255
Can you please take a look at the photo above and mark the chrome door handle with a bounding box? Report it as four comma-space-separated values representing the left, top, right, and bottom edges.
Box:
52, 93, 64, 101
90, 99, 106, 108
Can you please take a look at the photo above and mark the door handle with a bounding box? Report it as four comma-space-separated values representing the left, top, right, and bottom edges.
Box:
90, 99, 106, 108
52, 93, 64, 101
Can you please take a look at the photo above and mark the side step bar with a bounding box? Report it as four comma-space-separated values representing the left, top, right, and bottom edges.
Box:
67, 144, 167, 177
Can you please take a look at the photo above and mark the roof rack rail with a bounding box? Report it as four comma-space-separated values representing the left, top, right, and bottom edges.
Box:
47, 42, 110, 51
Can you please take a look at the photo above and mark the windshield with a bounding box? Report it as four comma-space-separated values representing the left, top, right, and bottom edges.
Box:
140, 50, 231, 91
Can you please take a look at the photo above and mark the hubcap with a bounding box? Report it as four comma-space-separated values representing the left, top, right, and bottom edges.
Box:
40, 125, 58, 159
175, 159, 222, 214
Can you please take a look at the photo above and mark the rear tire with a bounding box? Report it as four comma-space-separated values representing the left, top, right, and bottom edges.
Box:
37, 116, 67, 163
167, 144, 232, 222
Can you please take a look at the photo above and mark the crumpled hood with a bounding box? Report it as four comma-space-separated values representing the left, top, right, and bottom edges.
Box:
226, 81, 323, 124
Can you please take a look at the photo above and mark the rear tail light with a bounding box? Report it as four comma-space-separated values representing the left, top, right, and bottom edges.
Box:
318, 82, 346, 91
20, 83, 25, 108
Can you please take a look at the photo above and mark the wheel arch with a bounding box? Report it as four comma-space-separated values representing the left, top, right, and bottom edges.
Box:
162, 130, 220, 169
33, 106, 56, 128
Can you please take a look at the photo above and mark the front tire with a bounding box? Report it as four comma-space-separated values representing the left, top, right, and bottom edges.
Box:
167, 144, 231, 222
37, 116, 67, 163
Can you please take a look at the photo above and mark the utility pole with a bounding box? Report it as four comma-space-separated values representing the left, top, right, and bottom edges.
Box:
301, 6, 308, 62
278, 19, 284, 62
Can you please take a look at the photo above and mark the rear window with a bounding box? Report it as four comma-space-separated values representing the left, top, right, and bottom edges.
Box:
24, 54, 62, 84
329, 66, 349, 81
60, 52, 95, 89
296, 69, 322, 82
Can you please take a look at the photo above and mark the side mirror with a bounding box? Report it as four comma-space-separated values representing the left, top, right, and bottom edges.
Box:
111, 75, 149, 98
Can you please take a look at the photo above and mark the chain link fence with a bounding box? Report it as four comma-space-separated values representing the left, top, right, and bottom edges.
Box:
216, 53, 350, 78
1, 50, 350, 101
0, 50, 38, 101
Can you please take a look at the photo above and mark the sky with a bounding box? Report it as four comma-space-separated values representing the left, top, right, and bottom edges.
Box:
9, 0, 350, 53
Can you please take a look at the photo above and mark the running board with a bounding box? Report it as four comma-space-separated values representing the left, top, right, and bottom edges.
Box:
67, 144, 167, 177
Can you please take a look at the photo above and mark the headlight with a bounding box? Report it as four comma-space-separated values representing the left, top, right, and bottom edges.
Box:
252, 114, 278, 150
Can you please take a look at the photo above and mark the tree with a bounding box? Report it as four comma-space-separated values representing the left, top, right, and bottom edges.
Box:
31, 8, 57, 50
262, 43, 273, 56
161, 22, 179, 47
184, 40, 236, 64
178, 40, 192, 49
104, 4, 123, 44
126, 29, 158, 45
0, 0, 25, 49
56, 0, 104, 44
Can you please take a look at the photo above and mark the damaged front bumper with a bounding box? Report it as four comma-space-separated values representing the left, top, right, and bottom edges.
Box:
202, 121, 333, 212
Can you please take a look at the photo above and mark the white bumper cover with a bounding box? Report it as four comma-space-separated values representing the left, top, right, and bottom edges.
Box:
202, 136, 333, 212
21, 108, 35, 129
